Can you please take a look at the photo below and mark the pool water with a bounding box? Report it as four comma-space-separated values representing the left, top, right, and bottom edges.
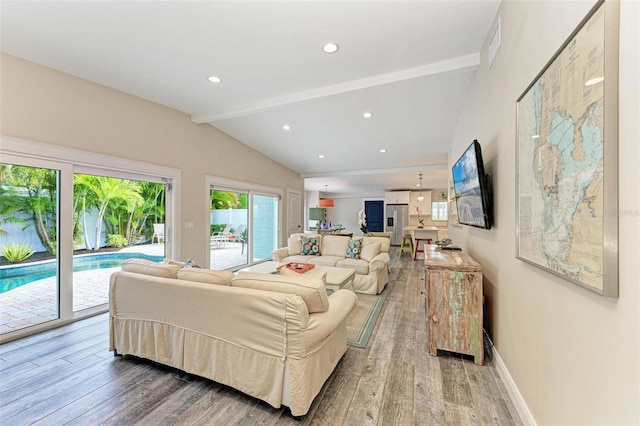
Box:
0, 253, 163, 293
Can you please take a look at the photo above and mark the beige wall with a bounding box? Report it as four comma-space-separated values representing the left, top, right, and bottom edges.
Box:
0, 53, 304, 261
449, 1, 639, 424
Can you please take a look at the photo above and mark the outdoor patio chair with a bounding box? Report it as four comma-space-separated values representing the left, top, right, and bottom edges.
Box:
210, 224, 232, 248
152, 223, 164, 244
226, 225, 246, 245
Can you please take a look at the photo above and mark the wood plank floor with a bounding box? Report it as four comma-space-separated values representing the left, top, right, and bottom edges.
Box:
0, 249, 523, 425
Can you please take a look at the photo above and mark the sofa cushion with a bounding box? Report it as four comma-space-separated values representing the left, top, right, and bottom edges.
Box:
177, 267, 234, 285
360, 242, 381, 262
300, 236, 322, 256
362, 236, 391, 253
231, 272, 330, 313
121, 258, 181, 278
345, 238, 362, 259
336, 258, 370, 275
308, 256, 343, 267
321, 235, 350, 257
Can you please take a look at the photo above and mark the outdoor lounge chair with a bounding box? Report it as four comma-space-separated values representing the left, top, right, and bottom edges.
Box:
226, 225, 246, 245
210, 224, 232, 248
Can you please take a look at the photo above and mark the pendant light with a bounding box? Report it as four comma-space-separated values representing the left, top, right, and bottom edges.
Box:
319, 185, 334, 208
416, 173, 425, 202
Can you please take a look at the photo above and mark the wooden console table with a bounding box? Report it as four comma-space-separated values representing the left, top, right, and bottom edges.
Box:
424, 246, 484, 365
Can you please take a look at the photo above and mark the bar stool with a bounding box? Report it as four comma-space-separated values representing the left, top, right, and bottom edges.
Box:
399, 234, 413, 258
413, 238, 432, 260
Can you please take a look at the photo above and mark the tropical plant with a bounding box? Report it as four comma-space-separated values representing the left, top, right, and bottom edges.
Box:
107, 234, 128, 248
73, 175, 143, 250
2, 242, 35, 262
0, 184, 29, 237
0, 164, 58, 254
211, 190, 247, 210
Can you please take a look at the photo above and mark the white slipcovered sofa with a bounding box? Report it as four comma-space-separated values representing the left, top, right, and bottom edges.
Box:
109, 259, 357, 416
271, 234, 391, 294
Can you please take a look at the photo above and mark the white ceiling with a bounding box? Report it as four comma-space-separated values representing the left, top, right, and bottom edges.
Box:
0, 0, 500, 194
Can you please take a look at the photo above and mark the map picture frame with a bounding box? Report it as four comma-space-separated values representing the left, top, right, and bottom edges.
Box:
515, 0, 619, 297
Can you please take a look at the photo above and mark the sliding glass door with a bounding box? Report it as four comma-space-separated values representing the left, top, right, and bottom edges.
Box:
208, 179, 281, 270
72, 173, 166, 312
251, 194, 278, 263
0, 160, 66, 334
209, 189, 249, 270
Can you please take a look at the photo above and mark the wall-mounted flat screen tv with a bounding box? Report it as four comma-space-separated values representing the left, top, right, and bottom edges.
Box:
451, 140, 493, 229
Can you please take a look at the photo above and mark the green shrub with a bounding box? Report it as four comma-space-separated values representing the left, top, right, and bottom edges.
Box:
2, 242, 35, 262
210, 224, 226, 235
107, 234, 128, 248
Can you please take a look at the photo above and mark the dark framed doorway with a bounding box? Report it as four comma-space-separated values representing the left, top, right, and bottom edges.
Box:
364, 200, 384, 232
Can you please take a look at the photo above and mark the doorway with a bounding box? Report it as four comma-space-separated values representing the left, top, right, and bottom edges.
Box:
364, 200, 384, 232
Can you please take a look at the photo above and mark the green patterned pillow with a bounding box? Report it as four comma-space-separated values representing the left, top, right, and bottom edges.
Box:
300, 236, 321, 256
346, 239, 362, 259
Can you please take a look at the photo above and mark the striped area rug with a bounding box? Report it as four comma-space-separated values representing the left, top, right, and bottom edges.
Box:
346, 293, 385, 348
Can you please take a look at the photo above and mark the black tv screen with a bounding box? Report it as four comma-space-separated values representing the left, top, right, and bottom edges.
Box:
451, 140, 492, 229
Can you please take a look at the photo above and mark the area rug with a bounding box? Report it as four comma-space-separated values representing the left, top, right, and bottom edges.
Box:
346, 293, 385, 348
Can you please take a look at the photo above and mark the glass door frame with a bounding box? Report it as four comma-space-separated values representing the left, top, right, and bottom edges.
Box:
1, 135, 180, 343
1, 153, 74, 336
205, 175, 282, 270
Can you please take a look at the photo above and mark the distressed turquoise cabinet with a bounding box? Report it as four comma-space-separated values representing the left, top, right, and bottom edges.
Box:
425, 247, 484, 365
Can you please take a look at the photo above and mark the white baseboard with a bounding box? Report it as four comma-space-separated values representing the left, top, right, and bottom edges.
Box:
492, 347, 537, 426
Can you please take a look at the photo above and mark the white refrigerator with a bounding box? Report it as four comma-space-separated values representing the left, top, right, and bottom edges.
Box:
385, 204, 409, 246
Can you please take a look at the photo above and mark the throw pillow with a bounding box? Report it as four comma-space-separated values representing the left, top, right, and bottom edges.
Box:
360, 241, 381, 262
300, 236, 321, 256
346, 239, 362, 259
177, 268, 233, 285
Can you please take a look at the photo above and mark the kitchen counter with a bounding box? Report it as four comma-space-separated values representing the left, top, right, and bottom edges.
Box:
403, 226, 446, 252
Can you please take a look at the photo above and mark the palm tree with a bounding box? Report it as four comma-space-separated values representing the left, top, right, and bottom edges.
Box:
0, 164, 57, 254
74, 175, 143, 250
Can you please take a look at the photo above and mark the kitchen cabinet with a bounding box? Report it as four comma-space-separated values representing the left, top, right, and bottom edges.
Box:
385, 191, 410, 205
409, 190, 431, 216
424, 246, 484, 365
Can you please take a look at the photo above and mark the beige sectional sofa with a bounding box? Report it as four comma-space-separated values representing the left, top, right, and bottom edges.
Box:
109, 259, 357, 416
271, 234, 391, 294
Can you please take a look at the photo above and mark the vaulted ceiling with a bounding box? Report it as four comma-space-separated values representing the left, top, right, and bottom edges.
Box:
1, 1, 500, 193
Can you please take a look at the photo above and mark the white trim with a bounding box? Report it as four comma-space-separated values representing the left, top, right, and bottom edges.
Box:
492, 347, 537, 426
1, 135, 179, 181
207, 175, 282, 196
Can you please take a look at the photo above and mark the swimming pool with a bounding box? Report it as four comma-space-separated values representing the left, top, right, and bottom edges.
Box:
0, 253, 163, 293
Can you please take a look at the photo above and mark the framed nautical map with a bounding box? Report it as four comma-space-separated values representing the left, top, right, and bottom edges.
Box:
516, 0, 619, 297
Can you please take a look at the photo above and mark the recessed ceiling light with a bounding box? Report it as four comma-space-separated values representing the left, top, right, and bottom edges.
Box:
416, 183, 421, 187
322, 42, 339, 54
363, 112, 373, 118
532, 134, 540, 139
379, 149, 387, 153
282, 124, 291, 131
318, 154, 325, 159
207, 75, 222, 83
